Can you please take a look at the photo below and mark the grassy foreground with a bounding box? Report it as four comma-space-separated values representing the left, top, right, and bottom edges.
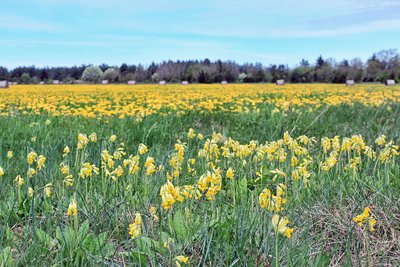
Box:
0, 85, 399, 266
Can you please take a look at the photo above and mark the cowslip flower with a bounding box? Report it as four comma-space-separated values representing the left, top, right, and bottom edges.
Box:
0, 167, 4, 176
128, 213, 142, 239
63, 146, 70, 157
44, 183, 52, 198
37, 155, 46, 170
7, 151, 13, 159
28, 187, 34, 198
109, 134, 117, 142
187, 128, 195, 139
175, 255, 189, 266
15, 175, 24, 188
272, 214, 294, 238
226, 168, 234, 179
353, 207, 377, 232
27, 168, 36, 178
138, 144, 148, 155
67, 199, 78, 217
77, 134, 89, 149
27, 151, 38, 165
89, 133, 97, 143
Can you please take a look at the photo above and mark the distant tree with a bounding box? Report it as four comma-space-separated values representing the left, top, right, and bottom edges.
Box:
81, 66, 104, 83
104, 68, 118, 83
0, 67, 9, 80
238, 73, 247, 82
39, 69, 48, 81
21, 73, 31, 84
316, 55, 325, 69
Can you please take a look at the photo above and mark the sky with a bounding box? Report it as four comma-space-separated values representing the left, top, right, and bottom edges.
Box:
0, 0, 400, 68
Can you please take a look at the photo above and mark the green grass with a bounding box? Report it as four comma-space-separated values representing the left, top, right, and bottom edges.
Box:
0, 103, 399, 266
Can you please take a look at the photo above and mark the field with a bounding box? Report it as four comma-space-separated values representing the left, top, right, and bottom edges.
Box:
0, 84, 399, 266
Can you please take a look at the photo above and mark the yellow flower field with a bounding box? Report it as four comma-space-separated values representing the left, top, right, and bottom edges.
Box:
0, 84, 398, 118
0, 83, 399, 266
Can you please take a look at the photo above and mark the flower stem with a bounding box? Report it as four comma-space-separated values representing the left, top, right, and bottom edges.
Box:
275, 232, 279, 267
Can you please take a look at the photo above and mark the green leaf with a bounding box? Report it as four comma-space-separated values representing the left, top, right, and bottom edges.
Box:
0, 247, 14, 267
77, 220, 90, 243
173, 210, 188, 241
129, 251, 149, 266
35, 229, 56, 248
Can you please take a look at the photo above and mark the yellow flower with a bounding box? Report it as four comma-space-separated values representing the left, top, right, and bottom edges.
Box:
187, 128, 196, 139
45, 119, 51, 125
144, 157, 155, 167
27, 168, 36, 177
375, 134, 386, 146
77, 134, 89, 149
138, 144, 148, 155
0, 167, 4, 176
272, 214, 294, 238
175, 255, 189, 266
7, 151, 13, 159
63, 146, 70, 157
27, 151, 38, 165
226, 167, 234, 179
15, 175, 24, 188
67, 199, 78, 216
64, 175, 74, 186
44, 183, 52, 198
28, 187, 34, 198
149, 206, 159, 222
89, 133, 97, 142
31, 136, 37, 143
353, 207, 376, 232
129, 213, 142, 239
197, 133, 203, 140
37, 155, 46, 170
109, 134, 117, 142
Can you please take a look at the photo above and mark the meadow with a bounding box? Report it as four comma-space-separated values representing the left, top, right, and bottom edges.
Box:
0, 84, 399, 266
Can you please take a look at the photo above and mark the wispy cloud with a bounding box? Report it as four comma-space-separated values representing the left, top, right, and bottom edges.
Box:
0, 14, 58, 32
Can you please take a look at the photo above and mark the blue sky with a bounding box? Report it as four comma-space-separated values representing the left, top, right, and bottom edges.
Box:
1, 0, 399, 68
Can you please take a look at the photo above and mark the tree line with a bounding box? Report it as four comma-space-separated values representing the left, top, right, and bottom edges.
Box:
0, 49, 399, 84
